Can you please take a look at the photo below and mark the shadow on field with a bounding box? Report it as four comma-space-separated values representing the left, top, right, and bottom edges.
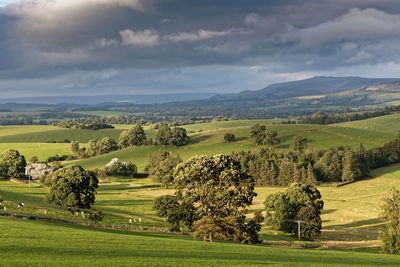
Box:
329, 218, 383, 229
189, 134, 212, 145
1, 189, 45, 204
34, 219, 191, 241
322, 209, 337, 215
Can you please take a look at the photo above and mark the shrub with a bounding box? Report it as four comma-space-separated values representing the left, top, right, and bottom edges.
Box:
224, 133, 235, 143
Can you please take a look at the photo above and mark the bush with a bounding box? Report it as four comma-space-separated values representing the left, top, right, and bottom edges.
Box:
89, 208, 104, 223
106, 160, 137, 177
224, 133, 235, 143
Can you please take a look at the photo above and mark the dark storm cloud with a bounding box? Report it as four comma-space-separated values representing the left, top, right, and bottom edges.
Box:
1, 0, 400, 96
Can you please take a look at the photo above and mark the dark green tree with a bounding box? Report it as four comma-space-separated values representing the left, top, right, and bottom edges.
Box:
265, 130, 280, 146
250, 124, 266, 145
87, 139, 99, 157
70, 141, 80, 155
89, 208, 104, 223
155, 126, 172, 146
291, 135, 308, 152
379, 188, 400, 254
45, 165, 99, 209
107, 161, 137, 177
341, 149, 361, 182
147, 151, 181, 188
264, 183, 324, 240
170, 155, 259, 243
155, 126, 190, 146
153, 195, 197, 231
118, 125, 146, 148
0, 149, 26, 179
98, 137, 118, 154
224, 133, 235, 143
170, 127, 190, 146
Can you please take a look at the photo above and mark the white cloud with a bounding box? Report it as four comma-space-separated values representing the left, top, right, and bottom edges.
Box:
8, 0, 152, 12
282, 8, 400, 48
93, 38, 119, 48
166, 29, 237, 42
120, 29, 159, 47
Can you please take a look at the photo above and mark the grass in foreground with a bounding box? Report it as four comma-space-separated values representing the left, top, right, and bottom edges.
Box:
1, 217, 400, 266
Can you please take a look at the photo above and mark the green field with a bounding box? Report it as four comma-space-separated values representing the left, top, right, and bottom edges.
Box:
2, 163, 400, 265
3, 162, 400, 247
0, 117, 397, 167
335, 113, 400, 135
2, 217, 400, 266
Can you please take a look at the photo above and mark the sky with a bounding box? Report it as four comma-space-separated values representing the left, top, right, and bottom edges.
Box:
1, 0, 400, 97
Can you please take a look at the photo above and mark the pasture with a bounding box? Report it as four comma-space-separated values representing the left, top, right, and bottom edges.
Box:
3, 163, 400, 248
2, 217, 400, 266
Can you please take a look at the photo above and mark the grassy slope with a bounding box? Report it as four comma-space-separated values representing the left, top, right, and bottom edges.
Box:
73, 122, 395, 171
334, 113, 400, 135
1, 217, 400, 266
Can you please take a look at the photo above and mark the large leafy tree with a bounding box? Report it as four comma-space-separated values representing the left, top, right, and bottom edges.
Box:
155, 126, 190, 147
174, 155, 256, 219
156, 154, 260, 243
155, 126, 171, 146
98, 137, 118, 154
0, 149, 26, 179
264, 183, 324, 240
118, 125, 146, 148
170, 127, 190, 147
45, 165, 99, 209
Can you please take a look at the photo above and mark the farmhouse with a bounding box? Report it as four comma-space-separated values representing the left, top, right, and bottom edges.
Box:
25, 163, 54, 180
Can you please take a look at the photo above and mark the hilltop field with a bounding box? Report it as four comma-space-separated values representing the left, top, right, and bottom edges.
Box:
1, 114, 400, 265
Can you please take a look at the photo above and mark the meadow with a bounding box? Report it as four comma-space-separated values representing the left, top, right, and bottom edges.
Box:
2, 217, 400, 266
1, 114, 400, 263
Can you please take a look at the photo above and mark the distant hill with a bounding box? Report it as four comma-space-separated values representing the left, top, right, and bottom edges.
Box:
212, 76, 400, 101
0, 93, 215, 105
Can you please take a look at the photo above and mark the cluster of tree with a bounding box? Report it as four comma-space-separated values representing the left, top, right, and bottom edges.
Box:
118, 125, 147, 148
379, 188, 400, 254
65, 115, 150, 125
85, 137, 118, 157
155, 126, 190, 147
149, 118, 214, 130
250, 124, 280, 146
153, 155, 261, 243
52, 120, 115, 130
0, 149, 26, 179
45, 165, 99, 209
298, 105, 400, 125
231, 148, 317, 187
231, 135, 400, 187
146, 151, 182, 188
264, 183, 324, 240
105, 158, 137, 177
